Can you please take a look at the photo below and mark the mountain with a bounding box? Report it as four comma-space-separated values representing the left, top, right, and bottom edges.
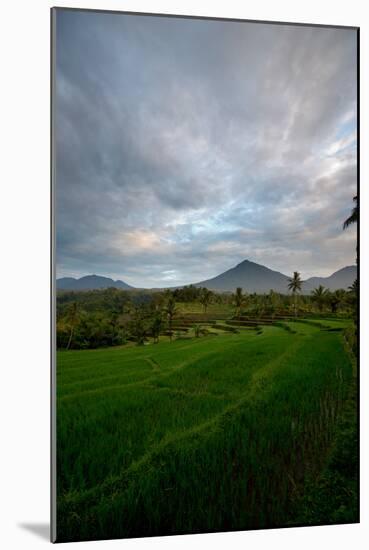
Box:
194, 259, 356, 293
56, 262, 357, 294
304, 266, 357, 293
195, 259, 290, 293
57, 274, 133, 291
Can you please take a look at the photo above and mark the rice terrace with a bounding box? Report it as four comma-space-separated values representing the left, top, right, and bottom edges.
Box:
53, 8, 358, 544
56, 280, 358, 541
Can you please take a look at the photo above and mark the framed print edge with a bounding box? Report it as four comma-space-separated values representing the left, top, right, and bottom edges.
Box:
51, 6, 57, 543
50, 6, 359, 543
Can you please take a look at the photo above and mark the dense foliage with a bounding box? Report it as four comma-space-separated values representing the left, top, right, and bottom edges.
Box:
56, 285, 357, 350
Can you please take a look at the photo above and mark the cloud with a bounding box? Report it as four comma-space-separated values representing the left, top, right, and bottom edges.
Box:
55, 10, 357, 287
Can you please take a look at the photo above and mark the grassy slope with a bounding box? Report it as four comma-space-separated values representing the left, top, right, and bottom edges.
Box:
56, 319, 357, 542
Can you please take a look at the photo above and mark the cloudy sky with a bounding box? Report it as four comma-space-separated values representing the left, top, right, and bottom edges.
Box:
55, 9, 357, 287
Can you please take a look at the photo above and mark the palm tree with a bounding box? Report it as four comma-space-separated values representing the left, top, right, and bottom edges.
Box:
233, 287, 245, 318
151, 311, 163, 344
65, 302, 79, 350
288, 271, 303, 317
349, 279, 358, 294
268, 290, 280, 319
165, 296, 177, 342
311, 285, 329, 312
343, 196, 358, 229
348, 279, 358, 325
343, 195, 358, 320
199, 288, 213, 313
327, 289, 346, 314
129, 306, 147, 346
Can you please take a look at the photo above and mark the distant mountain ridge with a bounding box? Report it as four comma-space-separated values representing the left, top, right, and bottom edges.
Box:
57, 274, 133, 291
303, 266, 357, 293
56, 261, 356, 293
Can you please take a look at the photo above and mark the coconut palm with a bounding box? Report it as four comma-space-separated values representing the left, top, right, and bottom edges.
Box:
165, 296, 177, 342
327, 289, 346, 314
65, 302, 79, 350
311, 285, 329, 312
348, 279, 358, 294
129, 306, 148, 346
343, 195, 358, 229
151, 311, 163, 344
288, 271, 303, 317
268, 289, 280, 318
348, 279, 358, 325
199, 288, 213, 313
233, 287, 246, 318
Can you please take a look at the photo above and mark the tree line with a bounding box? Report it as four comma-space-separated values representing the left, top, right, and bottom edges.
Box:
56, 282, 356, 350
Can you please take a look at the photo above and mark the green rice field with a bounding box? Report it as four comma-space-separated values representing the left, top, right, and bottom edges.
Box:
56, 318, 357, 542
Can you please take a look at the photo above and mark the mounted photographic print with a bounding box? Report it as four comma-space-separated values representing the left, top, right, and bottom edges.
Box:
51, 7, 359, 543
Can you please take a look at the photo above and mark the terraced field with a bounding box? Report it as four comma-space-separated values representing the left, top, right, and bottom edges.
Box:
56, 318, 356, 542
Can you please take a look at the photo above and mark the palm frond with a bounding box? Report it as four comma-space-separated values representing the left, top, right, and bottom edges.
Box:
343, 196, 358, 229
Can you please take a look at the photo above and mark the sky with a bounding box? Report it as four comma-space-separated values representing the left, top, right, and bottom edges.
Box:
55, 10, 357, 287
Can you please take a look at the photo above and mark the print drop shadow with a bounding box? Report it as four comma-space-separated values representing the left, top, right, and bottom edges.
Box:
18, 522, 49, 541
